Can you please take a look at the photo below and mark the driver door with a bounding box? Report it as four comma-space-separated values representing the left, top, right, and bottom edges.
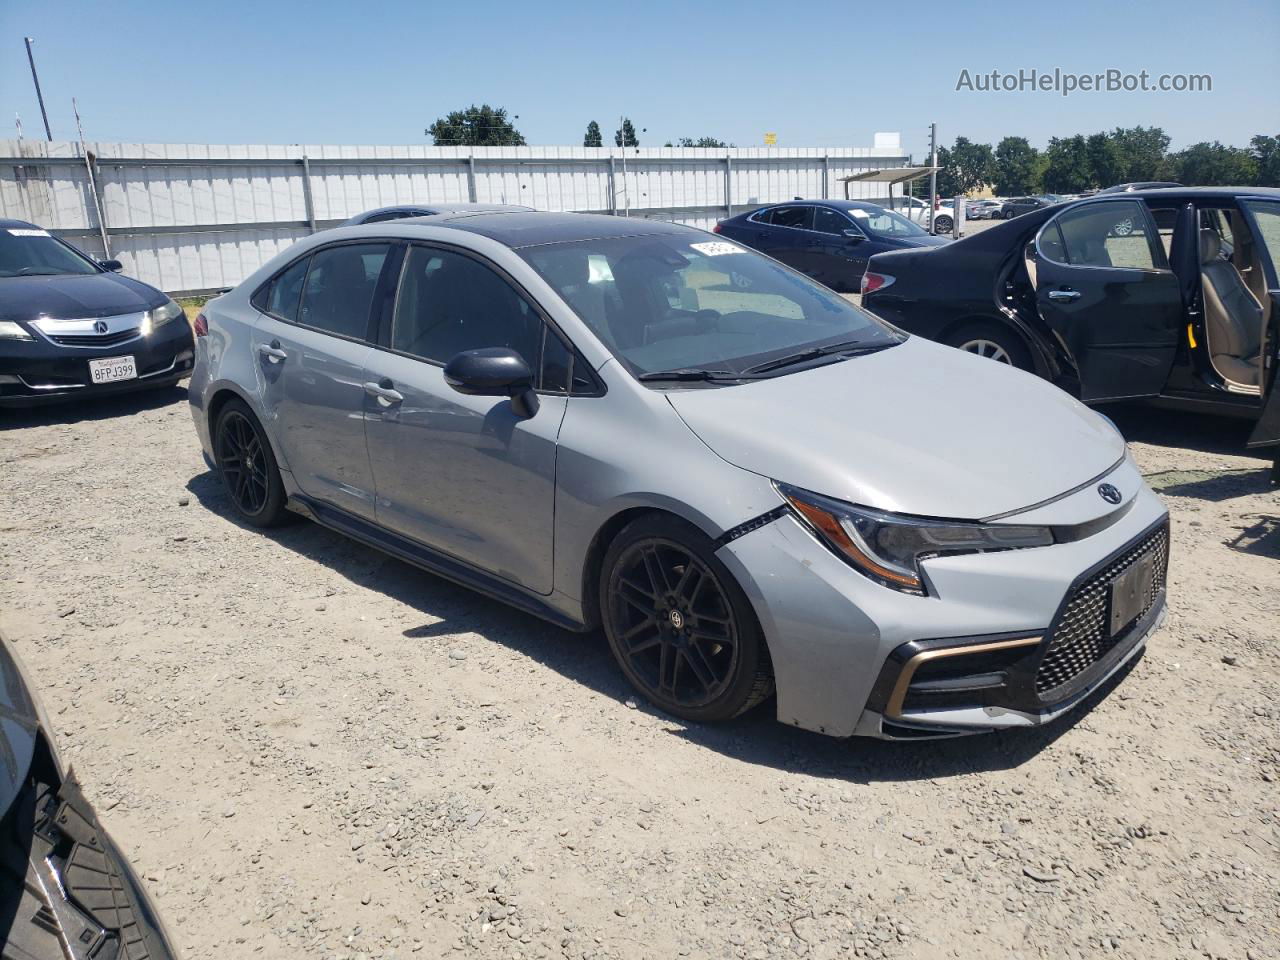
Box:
1032, 198, 1185, 402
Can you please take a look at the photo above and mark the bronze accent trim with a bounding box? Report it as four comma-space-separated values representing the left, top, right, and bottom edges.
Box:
885, 636, 1043, 719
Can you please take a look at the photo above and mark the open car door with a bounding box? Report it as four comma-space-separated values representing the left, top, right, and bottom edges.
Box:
1032, 198, 1185, 403
1238, 198, 1280, 457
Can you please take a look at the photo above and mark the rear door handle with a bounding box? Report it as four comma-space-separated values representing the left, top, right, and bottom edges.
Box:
258, 342, 288, 363
1048, 289, 1081, 302
364, 380, 404, 406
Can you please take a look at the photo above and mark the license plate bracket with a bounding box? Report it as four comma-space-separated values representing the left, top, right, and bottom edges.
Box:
1108, 552, 1156, 636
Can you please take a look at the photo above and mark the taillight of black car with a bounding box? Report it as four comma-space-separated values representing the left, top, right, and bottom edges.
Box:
861, 271, 895, 295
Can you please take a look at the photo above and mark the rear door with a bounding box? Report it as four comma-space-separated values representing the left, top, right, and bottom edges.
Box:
754, 205, 815, 273
251, 241, 395, 520
1238, 198, 1280, 449
1032, 198, 1184, 402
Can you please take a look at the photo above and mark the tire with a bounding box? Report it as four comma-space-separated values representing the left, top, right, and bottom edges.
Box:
599, 514, 773, 724
934, 216, 953, 235
213, 398, 291, 527
943, 320, 1034, 372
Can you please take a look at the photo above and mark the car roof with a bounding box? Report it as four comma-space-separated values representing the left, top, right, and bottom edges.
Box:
0, 218, 41, 230
746, 199, 899, 215
384, 210, 701, 248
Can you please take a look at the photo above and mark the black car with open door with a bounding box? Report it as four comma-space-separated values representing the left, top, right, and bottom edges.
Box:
860, 187, 1280, 469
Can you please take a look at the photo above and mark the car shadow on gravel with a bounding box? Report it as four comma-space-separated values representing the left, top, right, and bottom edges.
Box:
0, 384, 187, 430
190, 467, 1148, 781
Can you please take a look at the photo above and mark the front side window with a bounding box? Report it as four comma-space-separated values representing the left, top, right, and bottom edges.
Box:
0, 228, 100, 278
391, 245, 543, 367
1041, 201, 1160, 270
521, 234, 902, 379
766, 206, 812, 230
1241, 200, 1280, 278
812, 207, 852, 235
298, 243, 390, 340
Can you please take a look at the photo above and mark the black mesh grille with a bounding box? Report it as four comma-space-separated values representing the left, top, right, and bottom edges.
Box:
49, 330, 140, 347
1035, 524, 1169, 696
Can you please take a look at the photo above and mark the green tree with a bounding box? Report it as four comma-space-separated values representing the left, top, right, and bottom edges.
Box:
1108, 126, 1171, 182
583, 121, 603, 148
615, 118, 640, 147
427, 104, 525, 147
665, 136, 731, 148
1250, 134, 1280, 187
994, 137, 1042, 195
944, 137, 997, 195
1085, 132, 1126, 189
1165, 141, 1258, 186
1042, 135, 1093, 193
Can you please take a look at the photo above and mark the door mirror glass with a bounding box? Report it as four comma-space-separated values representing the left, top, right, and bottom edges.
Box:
443, 347, 539, 416
98, 259, 123, 272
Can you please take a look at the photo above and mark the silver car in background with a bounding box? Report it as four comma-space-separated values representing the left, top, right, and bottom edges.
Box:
187, 211, 1168, 739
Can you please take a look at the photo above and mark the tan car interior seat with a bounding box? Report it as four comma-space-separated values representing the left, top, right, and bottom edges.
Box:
1199, 228, 1263, 389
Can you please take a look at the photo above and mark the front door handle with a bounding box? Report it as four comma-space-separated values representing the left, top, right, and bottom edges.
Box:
1048, 289, 1081, 302
258, 342, 288, 363
364, 380, 404, 406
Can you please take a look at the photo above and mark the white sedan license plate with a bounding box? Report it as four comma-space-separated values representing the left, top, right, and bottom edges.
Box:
87, 355, 138, 385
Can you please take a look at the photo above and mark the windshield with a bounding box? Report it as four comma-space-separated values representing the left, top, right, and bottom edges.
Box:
0, 228, 100, 278
521, 233, 903, 379
849, 207, 929, 238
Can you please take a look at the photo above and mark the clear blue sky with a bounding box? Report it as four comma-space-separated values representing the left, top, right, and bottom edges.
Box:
2, 0, 1276, 159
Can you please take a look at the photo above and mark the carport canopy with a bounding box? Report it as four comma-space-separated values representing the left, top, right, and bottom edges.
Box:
838, 165, 938, 200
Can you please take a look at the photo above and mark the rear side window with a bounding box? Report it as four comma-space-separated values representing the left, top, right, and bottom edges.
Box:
1042, 201, 1160, 270
767, 206, 812, 230
262, 257, 309, 321
391, 245, 543, 366
298, 243, 391, 340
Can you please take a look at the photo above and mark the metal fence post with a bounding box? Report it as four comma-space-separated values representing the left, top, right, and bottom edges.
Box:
724, 155, 732, 218
822, 154, 830, 199
608, 156, 618, 215
467, 156, 478, 202
300, 155, 317, 233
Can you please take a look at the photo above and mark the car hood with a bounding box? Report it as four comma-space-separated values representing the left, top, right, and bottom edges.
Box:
0, 638, 40, 820
666, 336, 1124, 520
0, 272, 165, 323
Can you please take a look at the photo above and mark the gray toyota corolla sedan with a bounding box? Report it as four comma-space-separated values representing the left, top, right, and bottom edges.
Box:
188, 211, 1169, 739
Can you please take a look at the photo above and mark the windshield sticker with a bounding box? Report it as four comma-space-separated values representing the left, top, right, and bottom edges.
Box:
6, 228, 50, 237
848, 209, 870, 219
689, 241, 741, 257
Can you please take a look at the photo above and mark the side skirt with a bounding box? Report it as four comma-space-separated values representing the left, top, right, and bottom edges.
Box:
288, 494, 589, 634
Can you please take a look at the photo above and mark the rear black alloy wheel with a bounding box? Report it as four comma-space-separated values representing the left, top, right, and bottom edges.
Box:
214, 400, 289, 527
601, 517, 773, 723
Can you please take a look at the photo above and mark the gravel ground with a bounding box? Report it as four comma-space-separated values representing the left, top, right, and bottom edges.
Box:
0, 385, 1276, 960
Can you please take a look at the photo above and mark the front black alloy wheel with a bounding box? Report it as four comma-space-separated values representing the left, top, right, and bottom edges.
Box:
214, 399, 290, 527
601, 516, 773, 723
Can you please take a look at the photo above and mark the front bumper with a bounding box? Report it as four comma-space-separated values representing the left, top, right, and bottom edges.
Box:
715, 456, 1170, 738
0, 320, 194, 406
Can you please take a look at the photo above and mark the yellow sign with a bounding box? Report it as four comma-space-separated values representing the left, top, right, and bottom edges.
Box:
764, 132, 777, 145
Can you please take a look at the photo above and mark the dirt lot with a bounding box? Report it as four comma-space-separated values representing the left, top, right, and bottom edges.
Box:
1, 385, 1277, 960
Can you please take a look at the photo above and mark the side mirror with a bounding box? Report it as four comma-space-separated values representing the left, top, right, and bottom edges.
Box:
443, 347, 539, 417
99, 259, 123, 272
843, 230, 866, 243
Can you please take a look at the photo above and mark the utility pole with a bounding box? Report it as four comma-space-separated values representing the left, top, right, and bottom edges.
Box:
928, 122, 937, 233
24, 38, 53, 141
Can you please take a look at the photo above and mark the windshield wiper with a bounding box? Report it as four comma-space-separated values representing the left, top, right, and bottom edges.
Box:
637, 368, 738, 383
743, 339, 887, 376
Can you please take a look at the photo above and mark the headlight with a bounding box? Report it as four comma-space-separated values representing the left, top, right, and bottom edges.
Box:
777, 483, 1054, 596
0, 319, 34, 340
142, 298, 184, 335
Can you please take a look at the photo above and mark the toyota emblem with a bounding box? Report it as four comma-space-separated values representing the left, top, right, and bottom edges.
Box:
1098, 483, 1123, 505
93, 320, 109, 334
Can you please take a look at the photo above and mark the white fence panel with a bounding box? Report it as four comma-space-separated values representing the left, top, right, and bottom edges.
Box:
1, 140, 908, 294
